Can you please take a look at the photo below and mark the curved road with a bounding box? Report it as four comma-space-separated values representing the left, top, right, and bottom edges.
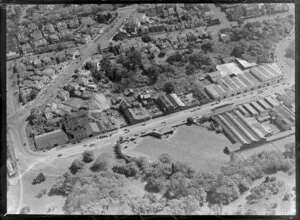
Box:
7, 5, 295, 214
6, 6, 137, 214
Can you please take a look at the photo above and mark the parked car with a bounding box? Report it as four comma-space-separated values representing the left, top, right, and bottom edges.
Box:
57, 154, 62, 157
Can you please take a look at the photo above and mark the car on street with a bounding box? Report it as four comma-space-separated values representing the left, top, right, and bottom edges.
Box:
142, 123, 146, 126
57, 154, 62, 157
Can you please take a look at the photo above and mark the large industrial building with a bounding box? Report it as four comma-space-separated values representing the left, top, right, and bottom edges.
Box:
34, 129, 69, 150
204, 60, 284, 100
211, 94, 295, 146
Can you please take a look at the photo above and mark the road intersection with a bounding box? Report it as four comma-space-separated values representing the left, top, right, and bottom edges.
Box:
6, 5, 295, 214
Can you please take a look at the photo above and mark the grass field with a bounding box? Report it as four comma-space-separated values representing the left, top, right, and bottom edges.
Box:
94, 93, 110, 111
236, 135, 295, 160
132, 125, 231, 173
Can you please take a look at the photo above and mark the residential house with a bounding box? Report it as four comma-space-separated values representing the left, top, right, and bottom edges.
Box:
203, 10, 215, 20
17, 32, 30, 44
89, 122, 102, 136
56, 54, 67, 63
167, 93, 186, 109
226, 5, 244, 21
77, 77, 89, 86
33, 39, 48, 49
56, 21, 68, 32
21, 43, 33, 55
80, 16, 96, 26
82, 34, 91, 44
208, 30, 219, 41
145, 7, 157, 17
42, 56, 52, 65
44, 107, 53, 120
220, 33, 230, 42
47, 102, 58, 111
42, 68, 55, 78
58, 103, 73, 114
20, 88, 32, 103
43, 23, 56, 34
30, 30, 44, 40
243, 4, 261, 18
207, 17, 220, 26
28, 23, 38, 32
48, 34, 60, 44
68, 82, 80, 91
140, 25, 149, 34
33, 58, 42, 68
155, 94, 176, 113
57, 90, 70, 101
35, 81, 45, 90
69, 129, 88, 142
68, 18, 80, 29
59, 30, 73, 41
193, 86, 211, 105
119, 100, 151, 125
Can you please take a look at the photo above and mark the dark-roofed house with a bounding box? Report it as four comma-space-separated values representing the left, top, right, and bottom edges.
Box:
34, 129, 69, 150
206, 71, 222, 83
68, 18, 80, 29
88, 122, 102, 136
193, 86, 211, 104
69, 128, 88, 142
221, 56, 236, 64
155, 94, 176, 113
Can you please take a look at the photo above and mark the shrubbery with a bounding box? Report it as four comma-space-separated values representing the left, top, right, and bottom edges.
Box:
90, 153, 113, 172
32, 173, 46, 185
48, 172, 79, 197
82, 150, 95, 163
69, 159, 85, 174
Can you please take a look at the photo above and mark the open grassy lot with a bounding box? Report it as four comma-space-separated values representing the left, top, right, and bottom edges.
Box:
236, 134, 295, 160
132, 125, 231, 173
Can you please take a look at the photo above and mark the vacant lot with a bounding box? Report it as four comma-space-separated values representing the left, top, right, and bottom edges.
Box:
94, 93, 110, 111
132, 125, 231, 173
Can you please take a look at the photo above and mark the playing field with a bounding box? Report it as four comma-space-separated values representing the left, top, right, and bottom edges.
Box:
132, 125, 232, 173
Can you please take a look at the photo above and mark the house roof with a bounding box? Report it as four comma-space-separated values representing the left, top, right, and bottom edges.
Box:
34, 129, 68, 150
89, 122, 100, 133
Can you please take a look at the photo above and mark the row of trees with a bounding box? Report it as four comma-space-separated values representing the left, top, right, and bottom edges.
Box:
48, 142, 295, 214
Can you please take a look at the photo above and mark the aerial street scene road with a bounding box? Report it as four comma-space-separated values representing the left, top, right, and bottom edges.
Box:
6, 3, 296, 215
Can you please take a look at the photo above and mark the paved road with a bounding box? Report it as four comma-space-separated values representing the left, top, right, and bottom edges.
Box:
24, 79, 291, 160
6, 6, 139, 214
6, 4, 294, 213
274, 28, 295, 84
